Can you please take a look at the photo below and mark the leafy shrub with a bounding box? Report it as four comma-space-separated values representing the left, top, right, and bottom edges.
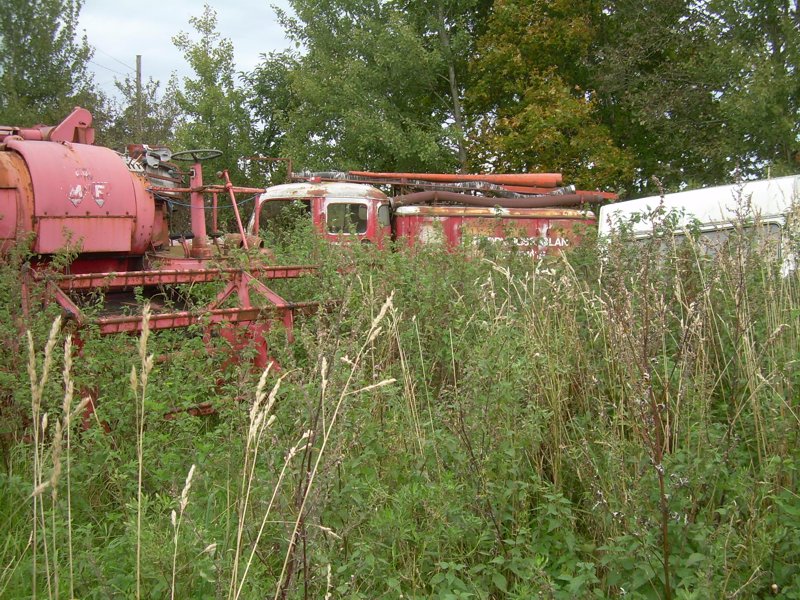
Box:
0, 213, 798, 598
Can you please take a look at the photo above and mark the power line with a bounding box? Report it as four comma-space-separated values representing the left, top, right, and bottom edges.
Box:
88, 59, 128, 76
94, 47, 136, 72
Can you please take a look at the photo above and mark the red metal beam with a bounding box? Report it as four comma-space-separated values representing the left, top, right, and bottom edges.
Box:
149, 184, 265, 195
96, 302, 318, 335
35, 265, 317, 292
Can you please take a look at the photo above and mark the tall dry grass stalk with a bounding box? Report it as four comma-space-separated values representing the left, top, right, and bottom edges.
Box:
27, 316, 61, 599
170, 463, 195, 600
233, 429, 311, 600
132, 304, 154, 600
59, 334, 90, 600
227, 364, 280, 599
389, 306, 424, 456
23, 322, 90, 600
414, 317, 442, 476
62, 335, 74, 600
272, 293, 395, 600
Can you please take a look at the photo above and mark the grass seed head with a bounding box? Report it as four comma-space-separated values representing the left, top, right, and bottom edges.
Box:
69, 397, 91, 425
370, 292, 394, 331
255, 363, 273, 405
179, 464, 196, 513
321, 357, 329, 396
139, 303, 151, 360
62, 334, 74, 413
31, 481, 50, 498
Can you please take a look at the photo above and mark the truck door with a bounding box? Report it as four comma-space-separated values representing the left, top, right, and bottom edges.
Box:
376, 203, 392, 248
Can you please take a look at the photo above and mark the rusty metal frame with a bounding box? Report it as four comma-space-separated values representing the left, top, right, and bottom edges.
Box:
29, 265, 317, 338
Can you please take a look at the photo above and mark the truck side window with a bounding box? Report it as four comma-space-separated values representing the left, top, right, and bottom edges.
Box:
327, 203, 368, 234
378, 204, 391, 227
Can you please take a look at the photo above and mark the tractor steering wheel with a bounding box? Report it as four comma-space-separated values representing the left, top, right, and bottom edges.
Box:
170, 149, 223, 162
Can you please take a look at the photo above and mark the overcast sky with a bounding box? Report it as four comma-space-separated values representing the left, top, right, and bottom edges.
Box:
79, 1, 295, 99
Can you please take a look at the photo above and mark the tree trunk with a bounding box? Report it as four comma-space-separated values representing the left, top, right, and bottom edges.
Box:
437, 2, 468, 170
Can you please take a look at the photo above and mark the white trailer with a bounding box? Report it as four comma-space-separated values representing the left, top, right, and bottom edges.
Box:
598, 176, 800, 272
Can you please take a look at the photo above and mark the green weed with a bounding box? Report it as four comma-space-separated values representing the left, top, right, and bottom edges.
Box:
0, 214, 798, 598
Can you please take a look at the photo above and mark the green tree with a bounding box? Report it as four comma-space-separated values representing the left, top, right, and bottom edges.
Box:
98, 75, 183, 150
242, 51, 298, 182
707, 0, 800, 176
466, 0, 633, 190
0, 0, 100, 125
172, 5, 253, 184
397, 0, 493, 168
593, 0, 737, 193
269, 0, 489, 172
593, 0, 799, 193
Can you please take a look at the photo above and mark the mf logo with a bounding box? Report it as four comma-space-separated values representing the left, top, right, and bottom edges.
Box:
67, 169, 108, 207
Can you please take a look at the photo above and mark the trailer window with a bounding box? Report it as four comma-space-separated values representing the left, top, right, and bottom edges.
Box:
668, 222, 782, 257
327, 203, 368, 234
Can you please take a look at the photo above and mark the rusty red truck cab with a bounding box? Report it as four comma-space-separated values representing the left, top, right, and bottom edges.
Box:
250, 181, 392, 247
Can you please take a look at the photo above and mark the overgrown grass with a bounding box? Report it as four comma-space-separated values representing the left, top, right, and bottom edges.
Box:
0, 214, 798, 598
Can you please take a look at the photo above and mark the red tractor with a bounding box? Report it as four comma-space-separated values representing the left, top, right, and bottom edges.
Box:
0, 107, 315, 372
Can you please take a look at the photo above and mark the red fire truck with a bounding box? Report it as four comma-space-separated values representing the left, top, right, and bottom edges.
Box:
248, 172, 613, 257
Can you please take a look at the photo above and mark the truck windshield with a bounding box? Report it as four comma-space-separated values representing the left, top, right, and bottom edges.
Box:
256, 199, 312, 237
327, 202, 368, 234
